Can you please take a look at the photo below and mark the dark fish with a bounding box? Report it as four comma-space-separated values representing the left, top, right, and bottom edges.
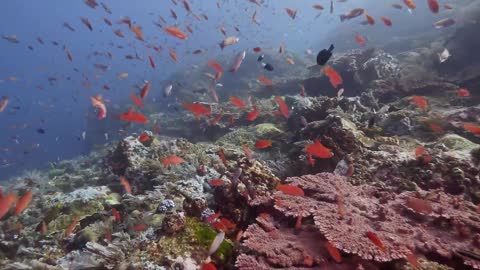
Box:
262, 63, 274, 71
316, 44, 334, 65
36, 128, 46, 134
257, 54, 264, 62
63, 22, 76, 32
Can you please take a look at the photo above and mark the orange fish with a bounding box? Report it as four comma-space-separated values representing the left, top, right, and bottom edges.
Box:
406, 252, 419, 268
90, 95, 107, 119
113, 29, 124, 38
0, 193, 17, 219
323, 66, 343, 89
14, 191, 32, 215
428, 0, 439, 13
464, 123, 480, 135
414, 146, 426, 157
183, 102, 211, 119
457, 88, 470, 97
403, 0, 416, 9
255, 140, 272, 149
130, 94, 144, 109
325, 241, 342, 263
380, 16, 392, 26
366, 231, 386, 252
64, 217, 79, 237
140, 82, 151, 99
164, 26, 188, 40
162, 155, 185, 167
243, 144, 253, 160
208, 60, 223, 74
295, 214, 302, 230
218, 148, 228, 167
230, 96, 246, 109
307, 154, 315, 168
277, 184, 304, 196
0, 97, 9, 112
209, 179, 224, 186
285, 57, 295, 65
120, 176, 132, 194
258, 75, 273, 86
411, 96, 428, 109
365, 14, 375, 25
406, 197, 433, 215
119, 108, 148, 123
274, 96, 289, 119
305, 139, 333, 158
169, 50, 178, 62
355, 34, 366, 46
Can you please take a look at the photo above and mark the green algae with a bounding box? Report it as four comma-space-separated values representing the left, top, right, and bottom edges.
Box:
156, 217, 232, 264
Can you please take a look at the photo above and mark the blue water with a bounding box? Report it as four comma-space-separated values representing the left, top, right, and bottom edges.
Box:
0, 0, 462, 178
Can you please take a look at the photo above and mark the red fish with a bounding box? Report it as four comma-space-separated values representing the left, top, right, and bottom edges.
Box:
406, 197, 433, 215
443, 3, 454, 9
307, 154, 315, 167
312, 4, 324, 10
366, 231, 386, 252
0, 193, 17, 219
14, 191, 32, 215
295, 214, 302, 230
130, 94, 144, 109
258, 75, 273, 86
170, 9, 178, 19
414, 146, 426, 157
246, 106, 260, 121
183, 102, 211, 119
132, 224, 148, 231
457, 88, 470, 97
427, 122, 443, 133
464, 123, 480, 135
255, 140, 272, 149
403, 0, 416, 9
103, 18, 112, 26
274, 96, 289, 119
365, 14, 375, 25
411, 96, 428, 109
162, 155, 185, 167
201, 262, 217, 270
277, 184, 304, 196
65, 48, 73, 62
205, 212, 221, 224
218, 148, 228, 167
140, 82, 151, 99
119, 108, 148, 123
380, 16, 392, 26
81, 17, 93, 31
355, 34, 366, 46
209, 113, 224, 126
148, 55, 156, 69
253, 47, 262, 52
406, 252, 419, 268
323, 66, 343, 88
112, 208, 121, 222
305, 139, 333, 158
428, 0, 439, 13
285, 8, 297, 19
164, 26, 188, 40
325, 241, 342, 263
230, 96, 246, 109
209, 179, 224, 186
138, 132, 150, 142
120, 176, 132, 194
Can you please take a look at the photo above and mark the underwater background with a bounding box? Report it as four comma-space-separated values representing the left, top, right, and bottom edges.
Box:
0, 0, 479, 269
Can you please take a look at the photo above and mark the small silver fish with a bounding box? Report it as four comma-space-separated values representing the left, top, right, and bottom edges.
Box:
438, 48, 450, 63
208, 231, 225, 256
164, 84, 173, 97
